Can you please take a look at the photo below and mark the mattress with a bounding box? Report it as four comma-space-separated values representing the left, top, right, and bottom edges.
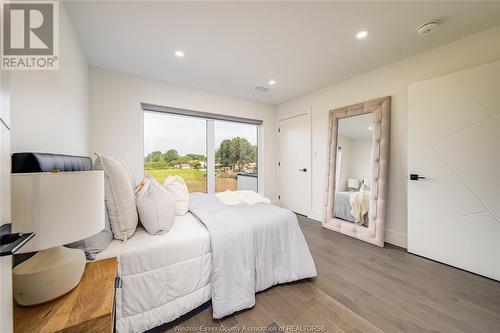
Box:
95, 213, 212, 333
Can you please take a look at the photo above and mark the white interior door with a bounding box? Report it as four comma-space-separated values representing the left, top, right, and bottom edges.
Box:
407, 61, 500, 280
278, 114, 310, 215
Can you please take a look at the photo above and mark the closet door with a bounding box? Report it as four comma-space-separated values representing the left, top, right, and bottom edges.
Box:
407, 61, 500, 280
278, 113, 311, 215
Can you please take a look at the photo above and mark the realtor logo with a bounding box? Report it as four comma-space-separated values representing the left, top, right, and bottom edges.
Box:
1, 1, 59, 70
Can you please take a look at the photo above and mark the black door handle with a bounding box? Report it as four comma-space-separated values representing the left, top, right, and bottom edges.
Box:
410, 173, 426, 180
299, 168, 307, 172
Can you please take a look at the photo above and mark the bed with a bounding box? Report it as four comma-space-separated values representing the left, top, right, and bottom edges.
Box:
334, 191, 369, 225
95, 213, 212, 333
12, 153, 316, 333
96, 194, 316, 332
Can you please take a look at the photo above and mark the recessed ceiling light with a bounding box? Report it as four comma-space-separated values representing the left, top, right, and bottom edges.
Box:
268, 80, 276, 86
368, 126, 373, 130
174, 50, 184, 58
356, 30, 369, 39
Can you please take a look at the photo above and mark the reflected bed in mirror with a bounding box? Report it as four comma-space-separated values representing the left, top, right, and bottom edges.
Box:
324, 96, 391, 247
334, 113, 373, 226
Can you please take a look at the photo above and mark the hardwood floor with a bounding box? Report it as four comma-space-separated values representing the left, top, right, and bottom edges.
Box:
150, 216, 500, 333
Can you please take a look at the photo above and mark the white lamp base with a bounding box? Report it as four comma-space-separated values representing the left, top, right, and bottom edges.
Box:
13, 246, 86, 306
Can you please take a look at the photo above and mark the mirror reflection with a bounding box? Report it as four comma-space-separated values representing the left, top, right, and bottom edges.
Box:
334, 113, 373, 226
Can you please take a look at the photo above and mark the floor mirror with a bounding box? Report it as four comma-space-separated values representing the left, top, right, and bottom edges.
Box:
323, 96, 391, 247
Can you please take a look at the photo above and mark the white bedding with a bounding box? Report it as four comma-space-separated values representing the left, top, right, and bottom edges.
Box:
96, 213, 212, 333
95, 200, 315, 331
189, 193, 317, 319
215, 190, 271, 206
349, 189, 370, 224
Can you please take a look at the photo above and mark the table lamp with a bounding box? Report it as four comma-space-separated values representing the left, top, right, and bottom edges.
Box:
11, 171, 104, 305
347, 178, 361, 191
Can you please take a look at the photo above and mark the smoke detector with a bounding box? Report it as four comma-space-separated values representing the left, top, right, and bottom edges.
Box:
417, 21, 438, 36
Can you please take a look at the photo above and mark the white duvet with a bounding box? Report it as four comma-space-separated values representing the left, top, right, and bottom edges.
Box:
189, 193, 317, 319
95, 213, 212, 333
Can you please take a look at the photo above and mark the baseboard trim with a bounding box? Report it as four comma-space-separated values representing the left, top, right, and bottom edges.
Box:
385, 229, 407, 248
307, 210, 323, 222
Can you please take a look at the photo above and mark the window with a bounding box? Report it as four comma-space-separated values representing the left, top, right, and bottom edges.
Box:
143, 107, 260, 193
144, 112, 207, 192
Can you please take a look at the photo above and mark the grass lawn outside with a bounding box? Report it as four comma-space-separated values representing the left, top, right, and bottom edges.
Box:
145, 168, 237, 193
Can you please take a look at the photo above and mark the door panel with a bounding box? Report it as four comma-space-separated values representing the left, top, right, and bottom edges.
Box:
279, 114, 310, 215
407, 75, 490, 151
408, 212, 500, 280
408, 61, 500, 280
408, 146, 486, 225
432, 114, 500, 220
452, 61, 499, 115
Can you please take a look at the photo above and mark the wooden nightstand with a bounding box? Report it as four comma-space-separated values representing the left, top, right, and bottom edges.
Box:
14, 257, 118, 333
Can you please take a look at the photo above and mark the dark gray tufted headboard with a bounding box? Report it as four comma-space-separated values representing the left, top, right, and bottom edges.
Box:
11, 152, 92, 173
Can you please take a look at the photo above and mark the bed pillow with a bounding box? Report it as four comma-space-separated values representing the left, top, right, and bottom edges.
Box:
66, 210, 113, 260
94, 153, 138, 240
136, 177, 176, 234
163, 175, 189, 215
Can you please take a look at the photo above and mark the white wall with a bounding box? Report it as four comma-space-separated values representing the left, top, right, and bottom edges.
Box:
0, 66, 12, 333
277, 26, 500, 247
10, 3, 89, 155
89, 67, 277, 199
350, 139, 372, 183
5, 6, 89, 330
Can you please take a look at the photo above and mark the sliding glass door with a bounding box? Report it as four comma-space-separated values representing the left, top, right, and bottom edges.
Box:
143, 110, 259, 193
214, 121, 258, 192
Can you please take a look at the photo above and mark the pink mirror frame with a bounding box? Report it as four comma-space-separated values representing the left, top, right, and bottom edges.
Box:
323, 96, 391, 247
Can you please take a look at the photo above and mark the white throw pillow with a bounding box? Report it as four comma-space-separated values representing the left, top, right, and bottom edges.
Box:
136, 177, 176, 235
163, 175, 189, 215
94, 154, 138, 240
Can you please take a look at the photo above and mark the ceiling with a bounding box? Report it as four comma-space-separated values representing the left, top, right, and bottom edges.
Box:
339, 113, 373, 140
66, 1, 500, 105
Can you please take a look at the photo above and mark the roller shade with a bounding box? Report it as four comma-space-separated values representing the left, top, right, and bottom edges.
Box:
141, 103, 263, 125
